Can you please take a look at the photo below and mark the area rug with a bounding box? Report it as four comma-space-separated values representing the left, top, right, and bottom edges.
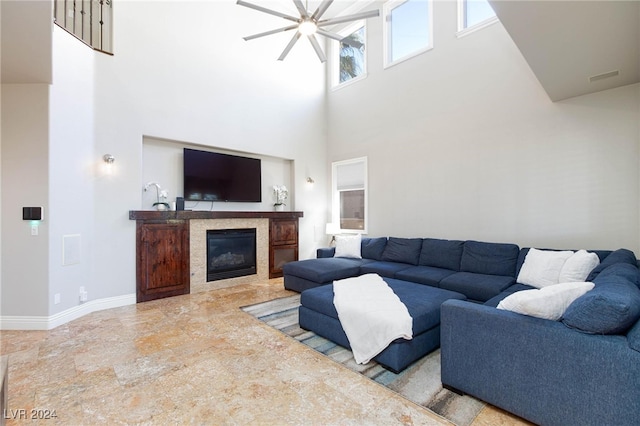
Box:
241, 295, 485, 426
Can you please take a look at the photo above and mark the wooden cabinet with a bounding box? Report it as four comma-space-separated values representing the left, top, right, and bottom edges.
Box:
136, 220, 190, 302
269, 218, 299, 278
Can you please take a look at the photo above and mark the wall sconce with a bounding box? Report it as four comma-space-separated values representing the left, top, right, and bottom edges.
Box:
306, 177, 315, 184
103, 154, 115, 175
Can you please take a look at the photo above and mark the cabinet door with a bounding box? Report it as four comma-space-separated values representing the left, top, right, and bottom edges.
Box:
270, 245, 298, 278
137, 220, 190, 302
271, 219, 298, 245
269, 218, 299, 278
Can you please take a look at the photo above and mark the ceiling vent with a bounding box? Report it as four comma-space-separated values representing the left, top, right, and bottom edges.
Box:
589, 70, 620, 83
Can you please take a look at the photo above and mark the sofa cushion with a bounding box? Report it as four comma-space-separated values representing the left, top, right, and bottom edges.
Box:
586, 248, 638, 282
334, 234, 362, 259
419, 238, 464, 271
497, 281, 594, 321
439, 272, 515, 302
594, 261, 639, 287
396, 266, 457, 287
317, 247, 336, 258
460, 241, 519, 277
283, 257, 366, 283
627, 318, 640, 353
562, 263, 640, 334
558, 250, 600, 283
360, 261, 414, 278
517, 248, 574, 288
318, 238, 388, 260
361, 237, 387, 260
300, 278, 466, 336
381, 237, 423, 265
483, 283, 536, 307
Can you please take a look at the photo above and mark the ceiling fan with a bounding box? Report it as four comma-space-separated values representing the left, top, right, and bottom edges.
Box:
237, 0, 380, 63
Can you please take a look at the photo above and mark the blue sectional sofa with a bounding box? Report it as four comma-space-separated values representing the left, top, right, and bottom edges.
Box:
282, 236, 640, 425
441, 256, 640, 426
285, 237, 522, 303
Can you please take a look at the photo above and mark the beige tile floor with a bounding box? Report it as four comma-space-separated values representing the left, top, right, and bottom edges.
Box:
0, 279, 529, 425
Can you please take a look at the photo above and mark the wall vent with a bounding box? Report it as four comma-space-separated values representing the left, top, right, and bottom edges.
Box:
589, 70, 619, 83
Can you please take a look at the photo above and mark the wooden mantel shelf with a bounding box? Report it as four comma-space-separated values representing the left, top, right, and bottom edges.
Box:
129, 210, 304, 221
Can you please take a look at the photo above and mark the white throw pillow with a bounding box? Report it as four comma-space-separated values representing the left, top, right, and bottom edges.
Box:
517, 248, 574, 288
334, 234, 362, 259
558, 250, 600, 283
497, 281, 595, 321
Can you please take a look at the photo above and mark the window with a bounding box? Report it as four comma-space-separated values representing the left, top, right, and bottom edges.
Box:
54, 0, 113, 54
332, 157, 368, 233
458, 0, 497, 34
383, 0, 432, 68
332, 23, 367, 88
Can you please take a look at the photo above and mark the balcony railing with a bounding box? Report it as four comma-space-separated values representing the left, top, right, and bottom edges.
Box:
54, 0, 112, 54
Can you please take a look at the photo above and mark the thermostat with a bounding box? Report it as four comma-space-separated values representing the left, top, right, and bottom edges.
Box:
23, 207, 43, 221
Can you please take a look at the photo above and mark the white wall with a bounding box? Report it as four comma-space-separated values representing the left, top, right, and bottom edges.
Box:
85, 0, 328, 305
1, 2, 3, 320
1, 0, 328, 327
48, 28, 95, 314
0, 84, 50, 317
327, 0, 640, 253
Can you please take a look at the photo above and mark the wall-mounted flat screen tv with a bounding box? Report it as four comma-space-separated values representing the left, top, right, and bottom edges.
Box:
183, 148, 262, 202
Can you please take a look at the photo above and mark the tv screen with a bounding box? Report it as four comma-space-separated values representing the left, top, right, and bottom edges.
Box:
183, 148, 262, 202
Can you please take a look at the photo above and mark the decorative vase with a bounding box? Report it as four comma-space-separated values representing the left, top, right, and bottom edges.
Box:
156, 203, 167, 211
274, 204, 284, 212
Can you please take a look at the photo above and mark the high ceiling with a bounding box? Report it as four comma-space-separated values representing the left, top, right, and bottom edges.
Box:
489, 0, 640, 101
1, 0, 639, 102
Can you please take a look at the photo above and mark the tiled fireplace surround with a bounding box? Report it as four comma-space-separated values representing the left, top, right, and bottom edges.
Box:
190, 218, 270, 293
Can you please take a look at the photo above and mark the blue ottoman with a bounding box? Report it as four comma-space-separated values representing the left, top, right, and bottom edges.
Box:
299, 278, 466, 372
283, 257, 374, 292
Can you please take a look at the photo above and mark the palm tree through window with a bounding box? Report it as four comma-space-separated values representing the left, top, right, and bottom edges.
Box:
339, 26, 366, 84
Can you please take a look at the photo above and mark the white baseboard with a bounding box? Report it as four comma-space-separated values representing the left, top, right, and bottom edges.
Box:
0, 293, 137, 330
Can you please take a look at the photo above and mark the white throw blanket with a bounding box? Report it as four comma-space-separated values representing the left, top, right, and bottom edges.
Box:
333, 274, 413, 364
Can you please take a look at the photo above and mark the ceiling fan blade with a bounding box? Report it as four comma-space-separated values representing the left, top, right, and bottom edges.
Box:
316, 28, 344, 42
311, 0, 334, 20
243, 24, 299, 41
307, 34, 327, 63
237, 0, 300, 23
317, 29, 364, 49
278, 32, 302, 61
292, 0, 308, 18
318, 9, 380, 27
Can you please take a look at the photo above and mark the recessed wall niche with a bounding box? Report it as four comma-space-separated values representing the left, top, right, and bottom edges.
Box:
141, 136, 293, 211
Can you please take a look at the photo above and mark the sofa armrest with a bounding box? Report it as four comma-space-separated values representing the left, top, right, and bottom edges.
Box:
317, 247, 335, 258
440, 299, 640, 426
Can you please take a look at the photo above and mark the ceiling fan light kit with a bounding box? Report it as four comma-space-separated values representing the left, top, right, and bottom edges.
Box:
237, 0, 380, 63
298, 20, 318, 36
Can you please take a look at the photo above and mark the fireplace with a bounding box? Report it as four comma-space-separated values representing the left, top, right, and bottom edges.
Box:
207, 228, 257, 281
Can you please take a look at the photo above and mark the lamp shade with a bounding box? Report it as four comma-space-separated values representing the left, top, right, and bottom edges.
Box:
325, 223, 340, 235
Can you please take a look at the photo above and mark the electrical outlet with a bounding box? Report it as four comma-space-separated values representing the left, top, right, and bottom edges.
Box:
31, 224, 39, 236
79, 287, 88, 303
54, 294, 60, 305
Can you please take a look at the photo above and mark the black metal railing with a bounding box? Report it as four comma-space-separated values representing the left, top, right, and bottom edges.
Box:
53, 0, 113, 54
